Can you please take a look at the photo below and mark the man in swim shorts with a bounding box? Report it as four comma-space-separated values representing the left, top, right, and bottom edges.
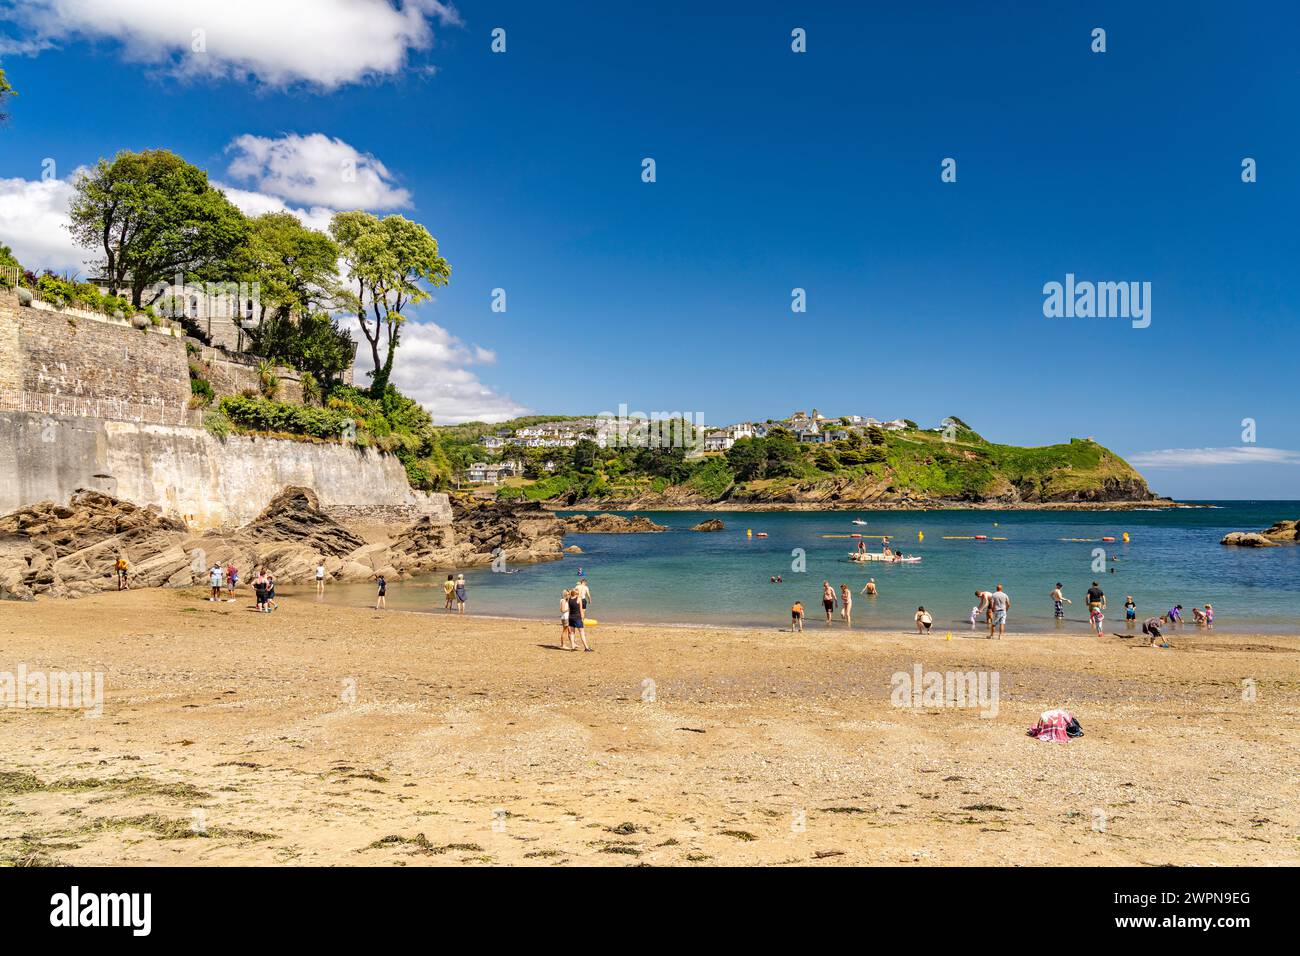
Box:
988, 584, 1011, 639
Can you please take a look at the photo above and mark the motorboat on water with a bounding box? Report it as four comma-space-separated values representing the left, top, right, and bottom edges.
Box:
851, 519, 868, 526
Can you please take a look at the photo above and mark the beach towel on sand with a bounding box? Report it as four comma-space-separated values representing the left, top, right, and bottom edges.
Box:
1026, 708, 1083, 742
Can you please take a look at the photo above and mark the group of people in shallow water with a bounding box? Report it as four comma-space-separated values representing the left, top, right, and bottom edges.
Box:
782, 575, 1215, 643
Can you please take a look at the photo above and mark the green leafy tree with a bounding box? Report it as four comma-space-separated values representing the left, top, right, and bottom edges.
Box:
68, 149, 248, 307
0, 68, 15, 124
235, 211, 340, 339
725, 437, 767, 481
330, 211, 450, 396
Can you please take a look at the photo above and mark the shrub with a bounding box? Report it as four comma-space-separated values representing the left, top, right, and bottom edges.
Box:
36, 274, 76, 307
218, 394, 352, 440
203, 411, 231, 441
189, 376, 215, 405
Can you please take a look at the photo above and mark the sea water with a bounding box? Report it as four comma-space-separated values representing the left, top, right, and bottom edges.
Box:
320, 503, 1300, 633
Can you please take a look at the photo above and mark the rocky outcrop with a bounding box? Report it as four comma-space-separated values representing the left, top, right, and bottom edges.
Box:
0, 487, 567, 599
389, 500, 564, 574
241, 486, 366, 556
1222, 520, 1298, 547
563, 513, 667, 533
0, 491, 191, 599
691, 519, 725, 532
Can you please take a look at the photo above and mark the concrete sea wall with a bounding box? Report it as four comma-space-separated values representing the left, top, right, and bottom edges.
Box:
0, 290, 449, 527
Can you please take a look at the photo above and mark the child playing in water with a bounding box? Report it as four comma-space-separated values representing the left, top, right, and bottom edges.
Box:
915, 606, 933, 634
791, 601, 805, 632
1125, 596, 1136, 623
1204, 603, 1213, 627
969, 605, 980, 629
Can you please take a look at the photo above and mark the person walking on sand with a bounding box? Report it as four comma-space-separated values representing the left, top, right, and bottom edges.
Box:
1085, 581, 1106, 636
988, 584, 1010, 639
265, 571, 278, 612
567, 589, 591, 651
375, 573, 387, 610
559, 589, 575, 649
115, 554, 130, 590
1050, 583, 1071, 620
840, 584, 853, 625
575, 577, 591, 612
315, 561, 326, 595
455, 573, 467, 615
226, 563, 239, 599
822, 580, 836, 624
915, 606, 933, 634
861, 578, 877, 597
443, 574, 456, 610
791, 600, 805, 632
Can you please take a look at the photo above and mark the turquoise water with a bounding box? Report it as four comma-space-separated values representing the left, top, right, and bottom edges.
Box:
322, 503, 1300, 633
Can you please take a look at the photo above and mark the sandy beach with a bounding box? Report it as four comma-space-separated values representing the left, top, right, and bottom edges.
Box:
1, 588, 1296, 867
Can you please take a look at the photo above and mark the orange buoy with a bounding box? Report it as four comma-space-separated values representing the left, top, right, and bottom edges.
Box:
1102, 536, 1115, 542
974, 535, 987, 540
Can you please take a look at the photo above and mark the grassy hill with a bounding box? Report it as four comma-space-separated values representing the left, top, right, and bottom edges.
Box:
436, 416, 1163, 509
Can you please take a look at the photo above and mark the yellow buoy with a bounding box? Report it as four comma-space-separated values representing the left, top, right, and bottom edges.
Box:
918, 531, 924, 541
1122, 532, 1130, 543
746, 528, 752, 538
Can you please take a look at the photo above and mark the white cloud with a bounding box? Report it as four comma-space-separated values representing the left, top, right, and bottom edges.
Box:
2, 0, 462, 90
215, 183, 337, 235
352, 320, 528, 424
0, 174, 85, 273
225, 133, 411, 211
1128, 447, 1300, 467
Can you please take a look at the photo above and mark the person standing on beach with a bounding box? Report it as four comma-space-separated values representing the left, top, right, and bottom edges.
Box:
559, 589, 574, 649
455, 574, 467, 615
822, 581, 836, 623
375, 574, 387, 610
575, 578, 591, 612
791, 600, 805, 632
1050, 583, 1070, 620
315, 561, 326, 595
840, 584, 853, 625
861, 578, 877, 597
115, 554, 130, 590
208, 563, 224, 601
975, 589, 993, 624
226, 563, 239, 599
443, 575, 456, 610
1085, 581, 1106, 636
988, 584, 1010, 639
567, 589, 590, 651
253, 569, 269, 612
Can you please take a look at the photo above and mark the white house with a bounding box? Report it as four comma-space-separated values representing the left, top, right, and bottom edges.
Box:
703, 431, 734, 452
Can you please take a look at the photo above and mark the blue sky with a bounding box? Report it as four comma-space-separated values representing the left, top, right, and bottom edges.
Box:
1, 1, 1298, 498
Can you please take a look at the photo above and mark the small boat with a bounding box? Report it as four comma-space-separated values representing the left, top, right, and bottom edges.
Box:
755, 532, 768, 538
851, 519, 868, 526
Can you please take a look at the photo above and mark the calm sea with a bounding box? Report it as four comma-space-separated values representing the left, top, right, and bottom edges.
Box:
321, 503, 1300, 633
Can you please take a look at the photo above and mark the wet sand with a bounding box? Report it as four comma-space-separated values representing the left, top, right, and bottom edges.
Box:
1, 588, 1296, 866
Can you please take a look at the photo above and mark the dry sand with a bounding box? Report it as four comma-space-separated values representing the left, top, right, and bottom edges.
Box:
1, 588, 1296, 866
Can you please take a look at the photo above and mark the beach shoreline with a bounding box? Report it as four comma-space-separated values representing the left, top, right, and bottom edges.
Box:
1, 587, 1296, 867
542, 499, 1191, 513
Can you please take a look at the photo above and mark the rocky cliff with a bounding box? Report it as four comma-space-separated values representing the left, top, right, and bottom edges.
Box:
0, 487, 565, 600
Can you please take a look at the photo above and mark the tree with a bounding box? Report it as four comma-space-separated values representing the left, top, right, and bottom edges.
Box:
68, 149, 248, 306
725, 437, 767, 481
232, 213, 352, 383
0, 69, 15, 124
330, 211, 450, 396
236, 211, 340, 329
